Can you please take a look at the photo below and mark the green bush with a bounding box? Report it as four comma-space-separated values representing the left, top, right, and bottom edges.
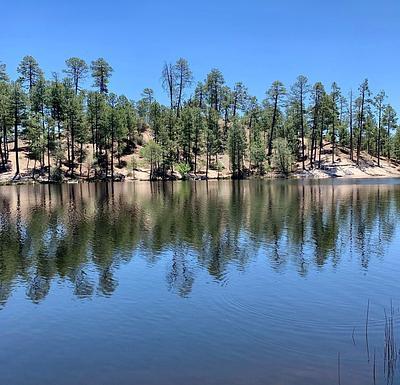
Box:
176, 162, 191, 179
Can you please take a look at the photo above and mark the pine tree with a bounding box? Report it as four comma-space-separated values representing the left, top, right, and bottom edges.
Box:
174, 58, 192, 116
291, 75, 309, 169
9, 81, 27, 177
64, 57, 88, 94
266, 81, 286, 160
91, 58, 113, 94
228, 118, 246, 178
356, 79, 370, 165
330, 82, 341, 163
374, 91, 386, 166
17, 56, 43, 91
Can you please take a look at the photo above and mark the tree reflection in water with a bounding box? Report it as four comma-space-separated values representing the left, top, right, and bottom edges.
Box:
0, 180, 399, 307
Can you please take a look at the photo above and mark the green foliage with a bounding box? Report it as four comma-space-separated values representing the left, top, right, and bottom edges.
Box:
176, 162, 191, 179
1, 54, 400, 180
228, 119, 247, 178
140, 140, 163, 179
272, 138, 294, 175
64, 57, 88, 94
17, 56, 43, 90
91, 58, 113, 94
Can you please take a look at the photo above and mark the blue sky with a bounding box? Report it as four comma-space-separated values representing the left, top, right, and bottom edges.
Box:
1, 0, 399, 109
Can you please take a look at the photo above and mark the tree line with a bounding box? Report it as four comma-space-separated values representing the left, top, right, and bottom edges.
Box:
0, 56, 398, 180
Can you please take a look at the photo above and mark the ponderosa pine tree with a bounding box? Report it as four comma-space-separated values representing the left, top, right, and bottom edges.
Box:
383, 105, 397, 161
349, 90, 354, 161
231, 82, 249, 118
374, 91, 386, 166
310, 82, 324, 169
266, 81, 286, 161
0, 69, 11, 169
192, 107, 205, 173
205, 69, 224, 112
291, 75, 309, 169
356, 79, 370, 165
9, 81, 26, 178
330, 82, 341, 163
17, 56, 43, 91
49, 73, 67, 169
91, 58, 113, 94
64, 57, 88, 95
174, 58, 193, 117
0, 61, 8, 82
228, 118, 246, 178
31, 75, 50, 170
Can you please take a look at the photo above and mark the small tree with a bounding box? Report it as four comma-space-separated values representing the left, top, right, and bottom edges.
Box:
140, 140, 162, 180
129, 157, 138, 179
272, 138, 294, 175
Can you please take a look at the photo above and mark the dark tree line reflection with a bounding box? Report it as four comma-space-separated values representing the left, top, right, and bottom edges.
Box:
0, 180, 399, 306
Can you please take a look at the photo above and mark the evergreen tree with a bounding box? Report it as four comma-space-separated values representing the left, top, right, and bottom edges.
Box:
0, 61, 9, 82
91, 58, 113, 94
291, 75, 309, 169
383, 105, 397, 160
17, 56, 43, 91
356, 79, 370, 165
266, 81, 286, 160
8, 81, 27, 177
374, 91, 386, 166
205, 69, 224, 112
330, 82, 341, 163
228, 118, 246, 178
64, 57, 88, 94
174, 58, 193, 116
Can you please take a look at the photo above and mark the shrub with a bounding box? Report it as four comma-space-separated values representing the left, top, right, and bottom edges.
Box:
50, 166, 63, 182
176, 162, 191, 179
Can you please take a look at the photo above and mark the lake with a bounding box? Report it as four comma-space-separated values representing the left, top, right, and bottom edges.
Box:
0, 180, 399, 385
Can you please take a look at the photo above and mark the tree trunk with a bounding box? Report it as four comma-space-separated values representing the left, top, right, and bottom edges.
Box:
377, 105, 382, 167
111, 117, 115, 181
14, 113, 19, 177
300, 88, 305, 170
356, 91, 365, 166
318, 112, 324, 169
267, 95, 278, 161
349, 91, 353, 161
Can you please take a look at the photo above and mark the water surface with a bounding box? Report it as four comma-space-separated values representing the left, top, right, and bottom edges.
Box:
0, 180, 399, 385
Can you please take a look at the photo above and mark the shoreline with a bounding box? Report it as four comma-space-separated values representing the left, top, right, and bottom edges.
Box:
1, 172, 400, 187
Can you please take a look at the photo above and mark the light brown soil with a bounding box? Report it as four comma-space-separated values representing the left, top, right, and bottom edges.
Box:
1, 138, 400, 184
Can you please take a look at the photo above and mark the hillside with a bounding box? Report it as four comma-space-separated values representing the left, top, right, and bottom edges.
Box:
1, 136, 400, 184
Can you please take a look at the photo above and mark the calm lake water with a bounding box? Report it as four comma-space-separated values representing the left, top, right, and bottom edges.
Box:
0, 180, 399, 385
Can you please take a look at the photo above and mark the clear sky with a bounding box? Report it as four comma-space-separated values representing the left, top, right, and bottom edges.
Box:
1, 0, 399, 109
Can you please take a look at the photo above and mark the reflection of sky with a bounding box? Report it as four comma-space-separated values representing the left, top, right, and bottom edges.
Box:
1, 181, 400, 384
1, 239, 400, 385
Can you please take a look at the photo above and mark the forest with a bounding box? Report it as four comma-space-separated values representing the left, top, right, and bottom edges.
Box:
0, 56, 398, 181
